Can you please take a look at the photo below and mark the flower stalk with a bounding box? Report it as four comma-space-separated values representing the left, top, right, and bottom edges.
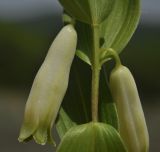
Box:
91, 24, 100, 122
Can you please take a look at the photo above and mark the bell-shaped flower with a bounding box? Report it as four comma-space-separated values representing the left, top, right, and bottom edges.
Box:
110, 65, 149, 152
18, 24, 77, 145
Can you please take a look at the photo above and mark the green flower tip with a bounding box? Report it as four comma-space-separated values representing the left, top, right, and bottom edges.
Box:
18, 121, 37, 142
18, 113, 56, 146
57, 122, 127, 152
18, 124, 56, 146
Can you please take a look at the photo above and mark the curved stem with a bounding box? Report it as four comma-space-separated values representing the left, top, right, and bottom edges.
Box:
101, 48, 122, 69
91, 24, 100, 122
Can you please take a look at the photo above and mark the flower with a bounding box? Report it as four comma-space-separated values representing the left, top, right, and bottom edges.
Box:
18, 24, 77, 146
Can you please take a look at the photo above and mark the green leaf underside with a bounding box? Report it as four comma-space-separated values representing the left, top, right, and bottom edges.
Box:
56, 122, 127, 152
76, 50, 91, 65
99, 67, 119, 130
100, 0, 140, 53
56, 57, 92, 138
75, 22, 93, 64
59, 0, 115, 24
72, 0, 140, 64
62, 57, 91, 123
56, 108, 76, 139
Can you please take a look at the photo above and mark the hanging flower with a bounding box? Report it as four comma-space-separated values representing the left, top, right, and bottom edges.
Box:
18, 24, 77, 145
110, 65, 149, 152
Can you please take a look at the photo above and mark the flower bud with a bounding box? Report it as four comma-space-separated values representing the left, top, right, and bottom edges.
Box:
18, 24, 77, 145
57, 122, 127, 152
109, 65, 149, 152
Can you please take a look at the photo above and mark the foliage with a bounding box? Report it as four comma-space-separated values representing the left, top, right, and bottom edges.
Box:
57, 0, 140, 138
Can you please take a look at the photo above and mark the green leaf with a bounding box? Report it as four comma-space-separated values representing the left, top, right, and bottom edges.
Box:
76, 50, 91, 65
56, 0, 141, 135
56, 108, 76, 139
56, 57, 92, 137
75, 22, 92, 64
99, 67, 119, 130
59, 0, 115, 24
56, 59, 119, 138
100, 0, 140, 53
56, 122, 127, 152
62, 57, 91, 123
73, 0, 140, 64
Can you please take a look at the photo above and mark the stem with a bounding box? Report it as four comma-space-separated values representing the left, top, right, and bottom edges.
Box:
107, 48, 121, 69
91, 24, 100, 122
100, 48, 122, 68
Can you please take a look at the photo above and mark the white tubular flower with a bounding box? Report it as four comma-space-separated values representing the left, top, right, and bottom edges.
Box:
110, 65, 149, 152
18, 24, 77, 146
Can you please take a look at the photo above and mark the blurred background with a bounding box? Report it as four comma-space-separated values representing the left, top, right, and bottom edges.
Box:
0, 0, 159, 151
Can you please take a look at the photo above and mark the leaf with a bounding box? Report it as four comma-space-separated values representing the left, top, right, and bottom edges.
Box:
73, 0, 140, 64
75, 22, 93, 64
99, 67, 119, 130
62, 57, 91, 123
56, 108, 76, 139
56, 122, 127, 152
59, 0, 115, 24
76, 50, 91, 65
100, 0, 140, 53
56, 0, 140, 136
56, 57, 92, 137
56, 58, 119, 138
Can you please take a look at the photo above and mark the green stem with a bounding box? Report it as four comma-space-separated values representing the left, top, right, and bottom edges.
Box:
91, 24, 100, 122
107, 48, 121, 69
100, 48, 121, 68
